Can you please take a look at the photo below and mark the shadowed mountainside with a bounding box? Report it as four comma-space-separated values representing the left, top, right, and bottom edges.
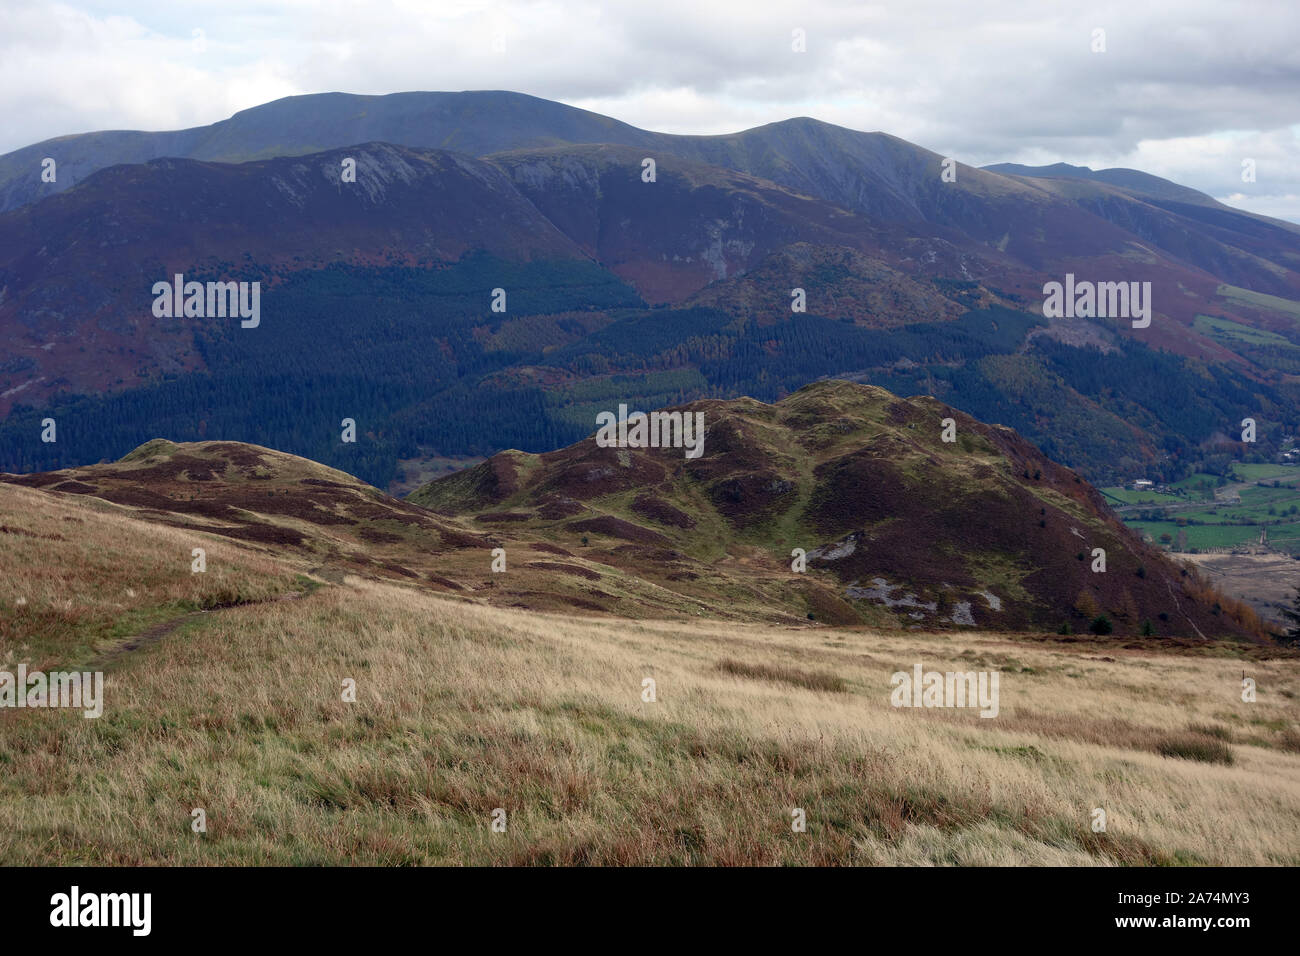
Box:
4, 93, 1300, 493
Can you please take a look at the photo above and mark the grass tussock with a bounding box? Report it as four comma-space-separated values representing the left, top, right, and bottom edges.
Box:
715, 657, 848, 693
1156, 733, 1235, 765
1187, 722, 1233, 741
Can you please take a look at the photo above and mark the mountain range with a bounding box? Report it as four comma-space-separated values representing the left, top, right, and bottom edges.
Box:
2, 90, 1299, 492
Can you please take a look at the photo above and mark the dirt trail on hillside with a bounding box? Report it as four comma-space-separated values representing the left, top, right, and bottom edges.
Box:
91, 591, 309, 669
1163, 578, 1208, 641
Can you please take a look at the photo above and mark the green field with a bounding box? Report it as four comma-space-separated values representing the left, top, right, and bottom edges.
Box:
1121, 462, 1300, 553
1100, 487, 1179, 505
1172, 473, 1222, 497
1231, 463, 1300, 483
1268, 523, 1300, 549
1128, 521, 1262, 550
542, 369, 710, 431
1193, 313, 1298, 349
1215, 284, 1300, 320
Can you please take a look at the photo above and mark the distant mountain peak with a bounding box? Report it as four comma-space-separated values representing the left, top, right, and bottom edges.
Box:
982, 160, 1222, 207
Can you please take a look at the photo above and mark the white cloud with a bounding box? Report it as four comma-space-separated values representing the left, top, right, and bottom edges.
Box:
2, 0, 1297, 221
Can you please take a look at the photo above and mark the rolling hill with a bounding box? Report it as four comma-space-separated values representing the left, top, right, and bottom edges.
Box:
410, 379, 1260, 637
2, 379, 1256, 638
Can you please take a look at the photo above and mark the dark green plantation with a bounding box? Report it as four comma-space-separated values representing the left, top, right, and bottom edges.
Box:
1, 253, 1292, 489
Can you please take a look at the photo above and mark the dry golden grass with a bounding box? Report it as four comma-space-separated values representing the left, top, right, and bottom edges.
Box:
1, 552, 1298, 865
716, 657, 848, 693
2, 481, 1298, 865
0, 484, 311, 666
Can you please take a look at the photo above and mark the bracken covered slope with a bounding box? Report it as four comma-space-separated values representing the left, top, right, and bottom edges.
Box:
1, 382, 1256, 636
411, 380, 1254, 637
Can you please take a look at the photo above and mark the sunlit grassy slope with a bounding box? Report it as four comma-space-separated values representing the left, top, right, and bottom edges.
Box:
1, 483, 1297, 865
0, 482, 311, 667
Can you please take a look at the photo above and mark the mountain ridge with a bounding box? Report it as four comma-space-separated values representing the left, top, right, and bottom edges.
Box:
3, 92, 1300, 499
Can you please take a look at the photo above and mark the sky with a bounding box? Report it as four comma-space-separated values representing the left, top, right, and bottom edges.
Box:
3, 0, 1298, 222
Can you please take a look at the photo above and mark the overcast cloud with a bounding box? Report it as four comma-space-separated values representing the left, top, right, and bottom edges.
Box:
2, 0, 1297, 221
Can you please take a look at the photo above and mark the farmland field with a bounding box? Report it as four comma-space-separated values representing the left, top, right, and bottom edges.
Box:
1108, 463, 1300, 556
